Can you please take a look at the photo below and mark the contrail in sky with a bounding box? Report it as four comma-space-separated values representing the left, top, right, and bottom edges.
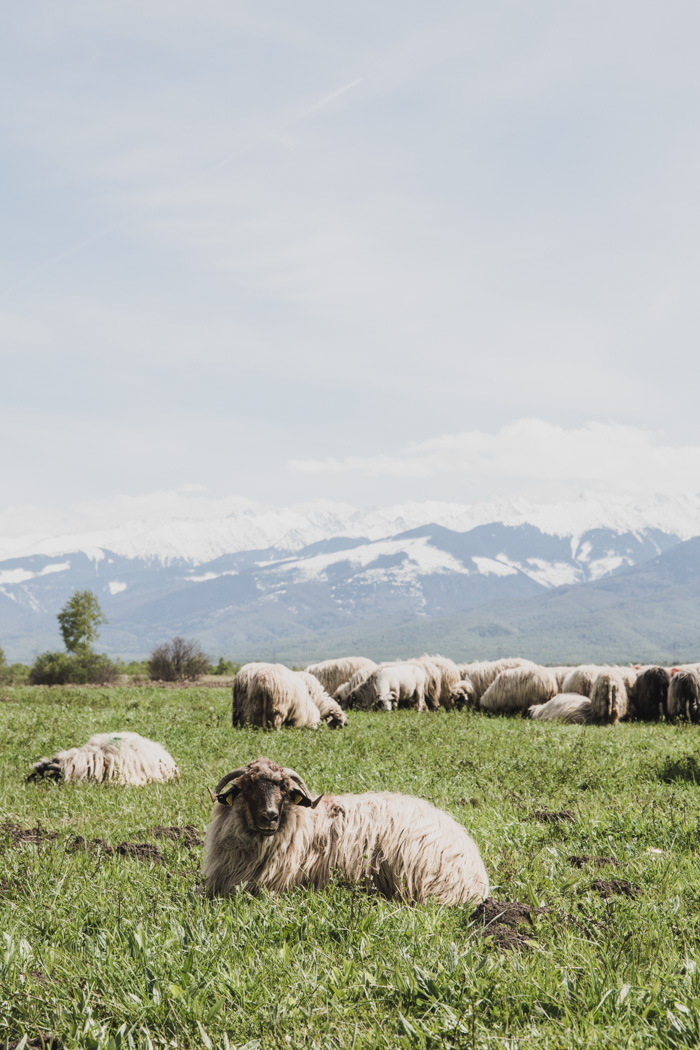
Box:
1, 77, 362, 300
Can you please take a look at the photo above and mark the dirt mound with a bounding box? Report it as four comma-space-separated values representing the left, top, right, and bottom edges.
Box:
1, 823, 59, 846
568, 855, 618, 868
150, 825, 203, 847
590, 878, 638, 899
472, 899, 549, 950
532, 809, 576, 824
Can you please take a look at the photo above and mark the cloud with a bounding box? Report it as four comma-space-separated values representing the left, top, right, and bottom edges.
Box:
289, 419, 700, 500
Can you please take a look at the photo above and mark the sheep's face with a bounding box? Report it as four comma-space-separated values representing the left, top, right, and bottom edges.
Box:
214, 759, 321, 838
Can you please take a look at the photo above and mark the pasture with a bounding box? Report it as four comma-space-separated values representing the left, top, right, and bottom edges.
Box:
2, 684, 700, 1049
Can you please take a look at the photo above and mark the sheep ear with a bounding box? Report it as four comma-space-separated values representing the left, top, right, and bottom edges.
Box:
294, 791, 324, 809
216, 784, 240, 806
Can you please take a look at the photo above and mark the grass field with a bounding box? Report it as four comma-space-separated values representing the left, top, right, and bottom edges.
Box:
3, 685, 700, 1048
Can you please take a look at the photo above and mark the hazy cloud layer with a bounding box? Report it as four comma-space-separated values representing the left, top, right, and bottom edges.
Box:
2, 2, 700, 514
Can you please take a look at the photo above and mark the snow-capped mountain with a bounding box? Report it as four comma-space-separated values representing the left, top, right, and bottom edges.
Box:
0, 494, 697, 662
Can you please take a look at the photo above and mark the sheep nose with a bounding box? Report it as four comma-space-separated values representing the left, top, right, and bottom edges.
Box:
261, 809, 279, 826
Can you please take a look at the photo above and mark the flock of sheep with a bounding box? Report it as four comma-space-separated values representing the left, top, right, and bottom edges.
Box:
232, 654, 700, 728
25, 652, 699, 910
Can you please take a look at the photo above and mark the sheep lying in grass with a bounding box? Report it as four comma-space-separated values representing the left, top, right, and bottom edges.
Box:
232, 663, 346, 729
304, 657, 376, 696
203, 757, 489, 905
28, 732, 179, 786
480, 665, 558, 715
527, 694, 593, 724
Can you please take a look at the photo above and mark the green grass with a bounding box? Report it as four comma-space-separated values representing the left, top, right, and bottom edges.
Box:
3, 686, 700, 1048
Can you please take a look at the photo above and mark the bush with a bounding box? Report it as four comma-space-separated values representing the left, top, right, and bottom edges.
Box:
29, 650, 119, 686
211, 657, 240, 676
148, 637, 210, 682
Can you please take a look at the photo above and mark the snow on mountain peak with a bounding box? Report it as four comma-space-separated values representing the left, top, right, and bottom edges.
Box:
2, 493, 700, 566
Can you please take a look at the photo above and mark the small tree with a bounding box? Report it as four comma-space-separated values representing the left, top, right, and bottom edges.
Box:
148, 637, 209, 682
57, 590, 107, 654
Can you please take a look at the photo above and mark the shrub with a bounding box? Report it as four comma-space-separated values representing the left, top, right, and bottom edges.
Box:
211, 657, 240, 676
148, 637, 210, 682
29, 650, 119, 686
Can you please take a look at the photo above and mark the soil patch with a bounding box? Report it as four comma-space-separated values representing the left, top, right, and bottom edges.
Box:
10, 1038, 60, 1050
472, 898, 549, 950
568, 855, 618, 869
68, 836, 164, 864
590, 878, 638, 899
1, 823, 59, 846
150, 824, 203, 847
532, 809, 576, 824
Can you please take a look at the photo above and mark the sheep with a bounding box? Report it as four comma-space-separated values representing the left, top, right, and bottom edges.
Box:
479, 665, 559, 716
457, 658, 536, 704
233, 663, 346, 729
203, 757, 489, 905
304, 657, 376, 697
548, 666, 573, 692
297, 672, 347, 728
629, 666, 670, 721
527, 693, 593, 724
561, 665, 606, 698
667, 670, 700, 723
334, 662, 384, 706
589, 669, 628, 725
27, 732, 178, 786
344, 662, 427, 711
449, 677, 478, 710
414, 654, 462, 710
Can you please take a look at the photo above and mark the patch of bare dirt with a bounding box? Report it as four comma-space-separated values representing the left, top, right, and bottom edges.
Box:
150, 824, 203, 847
590, 878, 638, 899
568, 855, 618, 869
472, 898, 549, 950
10, 1037, 61, 1049
532, 809, 576, 824
67, 836, 164, 864
1, 823, 59, 846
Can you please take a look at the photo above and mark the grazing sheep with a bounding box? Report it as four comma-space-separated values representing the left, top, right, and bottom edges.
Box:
590, 669, 628, 725
304, 657, 376, 697
527, 693, 593, 724
203, 757, 489, 905
28, 732, 178, 786
457, 658, 536, 704
667, 670, 700, 723
334, 662, 385, 706
449, 677, 478, 710
561, 665, 605, 698
233, 663, 346, 730
414, 654, 462, 710
345, 662, 427, 711
548, 667, 573, 692
479, 665, 558, 715
297, 672, 347, 728
629, 666, 670, 721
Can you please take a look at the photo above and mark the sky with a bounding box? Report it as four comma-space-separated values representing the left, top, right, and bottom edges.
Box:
3, 1, 700, 538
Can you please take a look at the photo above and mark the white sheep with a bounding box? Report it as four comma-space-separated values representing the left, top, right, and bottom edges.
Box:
232, 663, 346, 729
457, 658, 536, 704
561, 664, 605, 697
28, 732, 179, 786
414, 654, 462, 710
203, 757, 489, 905
479, 665, 559, 715
527, 693, 593, 724
345, 662, 428, 711
304, 657, 376, 696
589, 669, 628, 725
334, 662, 388, 706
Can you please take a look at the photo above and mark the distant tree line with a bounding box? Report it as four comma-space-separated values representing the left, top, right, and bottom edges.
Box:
0, 590, 240, 686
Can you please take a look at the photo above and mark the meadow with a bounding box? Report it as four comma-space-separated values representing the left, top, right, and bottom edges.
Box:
2, 684, 700, 1049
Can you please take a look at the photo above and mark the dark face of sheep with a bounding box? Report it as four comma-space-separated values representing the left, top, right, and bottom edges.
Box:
212, 758, 322, 838
27, 759, 64, 783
